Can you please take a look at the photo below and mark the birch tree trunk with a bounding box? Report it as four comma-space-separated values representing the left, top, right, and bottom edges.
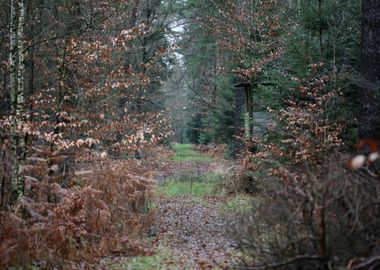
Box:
9, 0, 26, 204
17, 0, 26, 125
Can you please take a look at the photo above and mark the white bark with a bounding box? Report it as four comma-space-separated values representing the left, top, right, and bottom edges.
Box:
17, 0, 25, 120
16, 0, 26, 197
10, 0, 26, 203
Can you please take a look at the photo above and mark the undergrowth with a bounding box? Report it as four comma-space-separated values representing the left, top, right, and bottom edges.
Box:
234, 159, 380, 269
0, 159, 158, 269
229, 65, 380, 269
220, 195, 255, 214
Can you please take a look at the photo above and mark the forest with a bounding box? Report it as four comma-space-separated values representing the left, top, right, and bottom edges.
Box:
0, 0, 379, 269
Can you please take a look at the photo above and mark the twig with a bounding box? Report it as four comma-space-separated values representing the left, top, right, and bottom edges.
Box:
350, 255, 380, 270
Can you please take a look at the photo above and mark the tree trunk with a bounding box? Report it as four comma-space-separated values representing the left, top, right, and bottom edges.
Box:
232, 81, 244, 158
0, 134, 12, 210
318, 0, 323, 55
360, 0, 380, 140
244, 84, 254, 139
9, 0, 19, 203
10, 0, 26, 204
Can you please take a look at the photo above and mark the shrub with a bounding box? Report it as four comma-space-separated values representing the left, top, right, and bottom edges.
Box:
0, 159, 156, 269
231, 65, 379, 269
235, 157, 380, 269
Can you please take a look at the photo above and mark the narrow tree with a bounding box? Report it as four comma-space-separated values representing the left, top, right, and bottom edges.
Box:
9, 0, 26, 203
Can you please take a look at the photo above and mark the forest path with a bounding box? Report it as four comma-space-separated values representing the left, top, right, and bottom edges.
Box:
152, 190, 238, 269
112, 144, 240, 269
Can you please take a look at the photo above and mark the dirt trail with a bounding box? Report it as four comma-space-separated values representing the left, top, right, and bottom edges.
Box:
150, 145, 240, 269
153, 194, 238, 269
99, 146, 240, 269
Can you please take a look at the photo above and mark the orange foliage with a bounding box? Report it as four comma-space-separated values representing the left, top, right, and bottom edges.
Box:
0, 158, 159, 269
232, 65, 346, 191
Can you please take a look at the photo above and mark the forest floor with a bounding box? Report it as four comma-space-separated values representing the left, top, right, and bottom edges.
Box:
100, 144, 245, 270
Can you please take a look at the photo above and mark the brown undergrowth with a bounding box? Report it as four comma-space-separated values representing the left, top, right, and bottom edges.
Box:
0, 151, 163, 269
227, 64, 380, 269
234, 156, 380, 269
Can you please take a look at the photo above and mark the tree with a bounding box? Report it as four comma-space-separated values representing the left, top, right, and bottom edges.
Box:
204, 0, 285, 140
360, 0, 380, 140
178, 0, 221, 144
1, 0, 174, 208
9, 0, 26, 203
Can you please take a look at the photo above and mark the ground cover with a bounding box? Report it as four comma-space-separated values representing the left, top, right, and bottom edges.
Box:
110, 144, 244, 270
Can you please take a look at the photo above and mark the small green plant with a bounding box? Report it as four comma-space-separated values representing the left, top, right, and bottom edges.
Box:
221, 195, 256, 214
142, 200, 156, 213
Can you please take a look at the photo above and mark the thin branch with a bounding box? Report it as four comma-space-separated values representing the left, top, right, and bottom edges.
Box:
176, 68, 216, 109
350, 255, 380, 270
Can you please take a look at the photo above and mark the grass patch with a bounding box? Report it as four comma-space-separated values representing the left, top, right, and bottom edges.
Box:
170, 144, 214, 162
116, 243, 179, 270
157, 181, 220, 197
157, 169, 224, 197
